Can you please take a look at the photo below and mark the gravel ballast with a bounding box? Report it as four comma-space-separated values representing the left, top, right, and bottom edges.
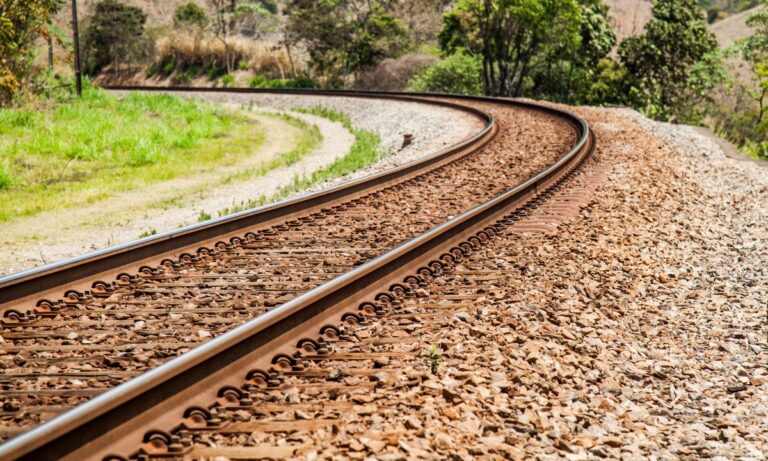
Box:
146, 106, 768, 460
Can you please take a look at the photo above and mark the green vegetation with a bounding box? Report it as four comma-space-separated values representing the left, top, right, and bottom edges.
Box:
439, 0, 583, 97
284, 107, 383, 189
82, 0, 152, 75
216, 107, 384, 217
408, 53, 483, 95
174, 2, 208, 29
138, 228, 158, 238
0, 82, 264, 221
7, 0, 768, 163
197, 210, 212, 222
208, 1, 276, 74
714, 1, 768, 158
0, 0, 63, 104
284, 0, 410, 85
619, 0, 722, 121
248, 75, 317, 89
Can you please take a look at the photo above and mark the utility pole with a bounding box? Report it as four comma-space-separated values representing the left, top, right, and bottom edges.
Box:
71, 0, 82, 96
47, 32, 54, 71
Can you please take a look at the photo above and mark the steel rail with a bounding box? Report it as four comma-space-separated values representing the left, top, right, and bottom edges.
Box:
0, 89, 494, 312
0, 91, 594, 461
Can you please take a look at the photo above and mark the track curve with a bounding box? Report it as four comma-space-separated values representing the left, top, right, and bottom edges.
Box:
0, 89, 593, 460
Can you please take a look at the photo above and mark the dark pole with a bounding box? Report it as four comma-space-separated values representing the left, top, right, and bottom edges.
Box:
47, 33, 54, 71
71, 0, 82, 96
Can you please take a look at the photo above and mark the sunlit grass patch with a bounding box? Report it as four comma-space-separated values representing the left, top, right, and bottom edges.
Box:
0, 83, 263, 221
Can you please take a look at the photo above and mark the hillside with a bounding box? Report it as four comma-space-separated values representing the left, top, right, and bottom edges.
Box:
711, 5, 761, 47
604, 0, 653, 41
605, 0, 762, 47
58, 0, 205, 28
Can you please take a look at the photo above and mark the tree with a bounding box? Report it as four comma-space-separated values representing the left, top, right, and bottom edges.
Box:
0, 0, 64, 103
619, 0, 719, 120
531, 0, 616, 103
82, 0, 151, 75
208, 0, 273, 74
725, 0, 768, 156
284, 0, 409, 86
438, 0, 582, 97
174, 2, 208, 57
174, 2, 208, 28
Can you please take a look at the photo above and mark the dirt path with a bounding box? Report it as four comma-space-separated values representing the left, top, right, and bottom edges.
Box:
0, 112, 326, 275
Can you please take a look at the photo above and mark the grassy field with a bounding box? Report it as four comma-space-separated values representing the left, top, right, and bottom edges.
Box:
0, 84, 264, 222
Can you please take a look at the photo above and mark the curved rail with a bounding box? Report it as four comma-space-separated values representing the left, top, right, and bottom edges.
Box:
0, 90, 494, 311
0, 89, 594, 460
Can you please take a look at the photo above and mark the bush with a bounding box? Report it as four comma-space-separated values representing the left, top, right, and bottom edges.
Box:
248, 75, 317, 89
174, 2, 207, 28
408, 53, 482, 95
220, 74, 235, 87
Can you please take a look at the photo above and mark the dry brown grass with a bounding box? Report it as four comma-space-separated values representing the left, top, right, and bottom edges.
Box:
151, 32, 292, 80
154, 32, 249, 74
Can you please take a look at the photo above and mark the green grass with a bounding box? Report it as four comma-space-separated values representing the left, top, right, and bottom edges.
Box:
138, 228, 158, 238
0, 82, 264, 222
197, 210, 213, 222
215, 107, 385, 217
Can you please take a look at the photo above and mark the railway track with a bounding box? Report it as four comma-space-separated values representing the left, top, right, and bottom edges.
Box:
0, 89, 594, 460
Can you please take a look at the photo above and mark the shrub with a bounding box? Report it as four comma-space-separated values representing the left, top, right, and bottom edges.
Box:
220, 74, 235, 87
408, 53, 482, 95
174, 2, 207, 28
248, 75, 317, 89
257, 0, 278, 15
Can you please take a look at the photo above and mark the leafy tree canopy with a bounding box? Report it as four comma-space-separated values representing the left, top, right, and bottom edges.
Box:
530, 0, 616, 103
82, 0, 150, 75
0, 0, 64, 103
437, 0, 582, 97
408, 52, 483, 95
284, 0, 409, 85
619, 0, 719, 120
174, 2, 208, 29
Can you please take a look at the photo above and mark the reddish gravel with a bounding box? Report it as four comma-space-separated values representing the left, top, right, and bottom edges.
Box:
0, 98, 577, 441
122, 106, 768, 460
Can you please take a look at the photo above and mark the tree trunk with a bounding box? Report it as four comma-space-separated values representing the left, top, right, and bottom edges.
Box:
284, 41, 297, 79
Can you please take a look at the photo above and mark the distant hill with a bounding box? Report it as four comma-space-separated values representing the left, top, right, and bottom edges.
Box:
604, 0, 653, 42
710, 5, 761, 47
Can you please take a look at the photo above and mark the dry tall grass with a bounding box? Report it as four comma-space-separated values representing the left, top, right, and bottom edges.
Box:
151, 32, 292, 80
